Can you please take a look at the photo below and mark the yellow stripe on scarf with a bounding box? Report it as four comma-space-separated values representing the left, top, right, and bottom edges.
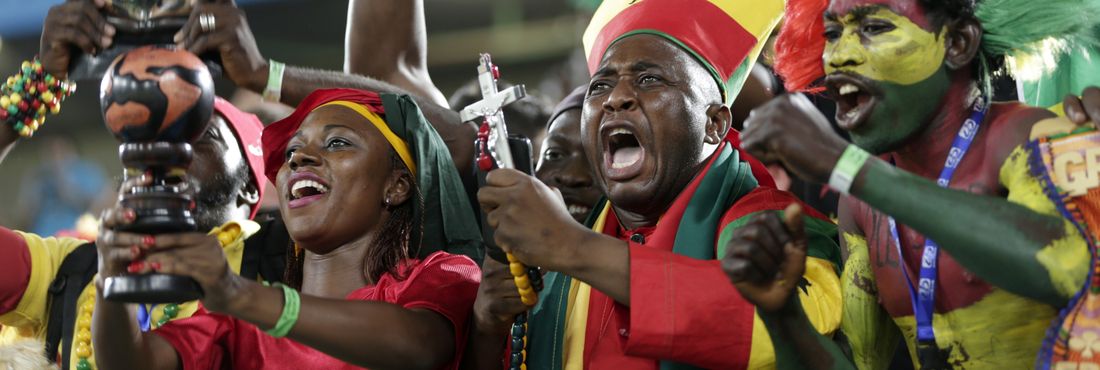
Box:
317, 101, 417, 176
562, 203, 612, 366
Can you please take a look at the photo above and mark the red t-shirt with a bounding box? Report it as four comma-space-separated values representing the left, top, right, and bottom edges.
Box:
154, 251, 480, 370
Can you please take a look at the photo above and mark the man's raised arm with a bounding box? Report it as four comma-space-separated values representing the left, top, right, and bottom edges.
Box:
344, 0, 448, 108
175, 1, 475, 175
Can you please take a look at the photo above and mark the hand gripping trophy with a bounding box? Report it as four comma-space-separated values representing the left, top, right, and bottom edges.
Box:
70, 0, 213, 80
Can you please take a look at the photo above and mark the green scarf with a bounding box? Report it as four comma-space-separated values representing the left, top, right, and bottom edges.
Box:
525, 144, 757, 369
380, 93, 485, 263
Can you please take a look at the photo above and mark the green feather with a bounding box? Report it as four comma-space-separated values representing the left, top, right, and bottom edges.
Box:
976, 0, 1100, 79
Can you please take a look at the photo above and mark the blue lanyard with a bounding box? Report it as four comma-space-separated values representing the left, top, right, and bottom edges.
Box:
888, 96, 988, 345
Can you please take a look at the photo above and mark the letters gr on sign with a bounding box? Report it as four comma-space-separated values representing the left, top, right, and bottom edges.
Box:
1054, 147, 1100, 197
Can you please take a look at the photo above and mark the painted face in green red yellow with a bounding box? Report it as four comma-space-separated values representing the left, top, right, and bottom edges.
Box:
823, 0, 951, 153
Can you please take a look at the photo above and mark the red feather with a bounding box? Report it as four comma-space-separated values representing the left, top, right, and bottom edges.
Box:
774, 0, 829, 93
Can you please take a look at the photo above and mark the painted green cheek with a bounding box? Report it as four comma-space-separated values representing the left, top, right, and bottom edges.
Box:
849, 66, 951, 154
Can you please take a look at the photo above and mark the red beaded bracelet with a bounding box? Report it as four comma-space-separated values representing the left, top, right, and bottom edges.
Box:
0, 57, 75, 137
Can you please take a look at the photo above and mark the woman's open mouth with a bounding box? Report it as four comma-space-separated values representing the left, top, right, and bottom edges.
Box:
287, 175, 330, 209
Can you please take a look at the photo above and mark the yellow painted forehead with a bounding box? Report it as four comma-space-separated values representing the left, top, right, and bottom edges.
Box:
822, 6, 948, 85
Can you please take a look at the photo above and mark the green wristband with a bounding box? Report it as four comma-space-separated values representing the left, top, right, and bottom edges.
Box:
828, 144, 871, 194
265, 283, 300, 338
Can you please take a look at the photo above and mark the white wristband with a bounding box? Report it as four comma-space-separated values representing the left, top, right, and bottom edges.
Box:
828, 145, 871, 195
262, 60, 285, 103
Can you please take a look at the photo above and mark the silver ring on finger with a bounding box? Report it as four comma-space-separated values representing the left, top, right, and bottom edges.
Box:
199, 13, 216, 33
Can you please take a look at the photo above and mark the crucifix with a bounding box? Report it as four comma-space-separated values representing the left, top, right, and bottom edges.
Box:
460, 53, 527, 171
460, 53, 542, 370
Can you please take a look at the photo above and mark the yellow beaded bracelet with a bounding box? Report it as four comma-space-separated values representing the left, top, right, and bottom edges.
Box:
1, 57, 75, 137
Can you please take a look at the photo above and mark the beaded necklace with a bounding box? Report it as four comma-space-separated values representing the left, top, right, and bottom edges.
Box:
73, 225, 241, 370
507, 254, 543, 370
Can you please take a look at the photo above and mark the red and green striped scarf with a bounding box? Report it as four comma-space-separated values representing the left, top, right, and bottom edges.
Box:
524, 143, 838, 369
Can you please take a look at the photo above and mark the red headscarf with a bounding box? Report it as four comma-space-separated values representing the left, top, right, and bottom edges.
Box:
260, 89, 385, 184
261, 88, 485, 261
214, 97, 266, 219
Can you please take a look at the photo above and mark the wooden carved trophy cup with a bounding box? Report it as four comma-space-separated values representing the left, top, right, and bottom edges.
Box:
99, 46, 215, 303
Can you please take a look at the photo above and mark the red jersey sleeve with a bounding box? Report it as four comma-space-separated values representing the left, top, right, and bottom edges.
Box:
390, 252, 480, 320
625, 244, 756, 368
350, 251, 481, 370
0, 227, 31, 316
153, 307, 235, 370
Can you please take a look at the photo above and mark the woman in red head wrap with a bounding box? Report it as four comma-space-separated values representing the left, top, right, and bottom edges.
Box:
92, 89, 484, 370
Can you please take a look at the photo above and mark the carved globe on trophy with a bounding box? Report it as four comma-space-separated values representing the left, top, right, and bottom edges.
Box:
99, 45, 215, 303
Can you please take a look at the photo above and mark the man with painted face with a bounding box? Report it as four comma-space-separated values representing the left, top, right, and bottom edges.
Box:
472, 0, 845, 368
0, 2, 280, 369
723, 0, 1100, 368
